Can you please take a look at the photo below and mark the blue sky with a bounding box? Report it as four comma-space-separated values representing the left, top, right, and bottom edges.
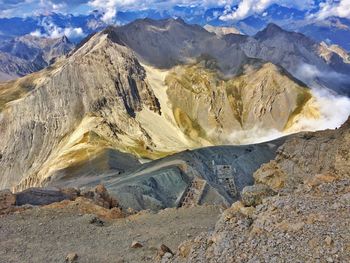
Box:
0, 0, 349, 23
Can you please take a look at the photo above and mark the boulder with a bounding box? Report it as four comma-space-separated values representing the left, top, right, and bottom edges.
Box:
157, 244, 174, 259
241, 184, 276, 207
253, 160, 287, 190
82, 184, 119, 209
0, 189, 16, 211
65, 252, 78, 263
178, 240, 193, 258
15, 187, 71, 206
131, 241, 143, 248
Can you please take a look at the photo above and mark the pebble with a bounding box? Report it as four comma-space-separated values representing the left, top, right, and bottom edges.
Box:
131, 241, 143, 248
65, 252, 78, 262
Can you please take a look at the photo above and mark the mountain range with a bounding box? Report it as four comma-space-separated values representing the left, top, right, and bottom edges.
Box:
0, 35, 73, 81
0, 18, 349, 197
0, 8, 350, 262
1, 4, 350, 51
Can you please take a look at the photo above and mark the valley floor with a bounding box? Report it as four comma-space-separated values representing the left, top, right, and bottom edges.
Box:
0, 205, 221, 263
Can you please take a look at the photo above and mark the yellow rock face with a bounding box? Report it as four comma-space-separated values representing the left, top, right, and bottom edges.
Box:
165, 62, 318, 143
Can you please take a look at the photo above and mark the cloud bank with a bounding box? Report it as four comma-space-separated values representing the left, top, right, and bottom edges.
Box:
220, 0, 315, 21
1, 0, 350, 23
310, 0, 350, 20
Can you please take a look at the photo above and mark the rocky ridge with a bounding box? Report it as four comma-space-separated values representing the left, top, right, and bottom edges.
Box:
203, 24, 241, 37
171, 117, 350, 263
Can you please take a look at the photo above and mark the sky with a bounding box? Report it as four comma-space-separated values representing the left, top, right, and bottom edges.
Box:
0, 0, 349, 23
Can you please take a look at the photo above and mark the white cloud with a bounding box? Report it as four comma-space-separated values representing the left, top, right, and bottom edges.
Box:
88, 0, 237, 24
295, 63, 350, 86
286, 87, 350, 133
220, 0, 315, 21
30, 29, 44, 37
30, 19, 86, 39
226, 85, 350, 145
39, 0, 67, 13
309, 0, 350, 20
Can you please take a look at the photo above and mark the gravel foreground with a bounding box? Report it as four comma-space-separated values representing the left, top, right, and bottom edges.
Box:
0, 205, 221, 263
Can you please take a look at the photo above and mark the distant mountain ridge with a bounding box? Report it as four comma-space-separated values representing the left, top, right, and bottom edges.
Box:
111, 19, 350, 94
0, 35, 74, 81
0, 4, 349, 50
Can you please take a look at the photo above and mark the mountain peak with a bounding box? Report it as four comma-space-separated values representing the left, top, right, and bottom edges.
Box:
60, 35, 69, 43
254, 23, 287, 40
101, 26, 124, 46
265, 23, 284, 32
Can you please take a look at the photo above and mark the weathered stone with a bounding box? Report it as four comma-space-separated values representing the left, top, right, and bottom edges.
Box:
0, 189, 16, 211
15, 187, 70, 206
131, 241, 143, 248
82, 185, 119, 209
65, 252, 78, 263
157, 244, 174, 259
178, 240, 193, 258
88, 216, 105, 227
305, 173, 338, 187
241, 184, 276, 207
254, 160, 287, 190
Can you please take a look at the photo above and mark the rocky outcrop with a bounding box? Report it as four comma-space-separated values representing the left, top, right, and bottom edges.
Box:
15, 187, 76, 206
254, 117, 350, 190
241, 184, 276, 207
318, 42, 350, 64
0, 184, 123, 218
81, 184, 119, 209
173, 176, 350, 263
172, 118, 350, 263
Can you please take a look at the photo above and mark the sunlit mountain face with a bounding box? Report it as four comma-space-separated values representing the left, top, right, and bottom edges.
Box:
0, 3, 350, 262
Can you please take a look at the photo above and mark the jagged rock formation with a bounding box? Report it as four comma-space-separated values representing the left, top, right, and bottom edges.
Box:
172, 117, 350, 263
0, 35, 74, 81
173, 175, 350, 263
